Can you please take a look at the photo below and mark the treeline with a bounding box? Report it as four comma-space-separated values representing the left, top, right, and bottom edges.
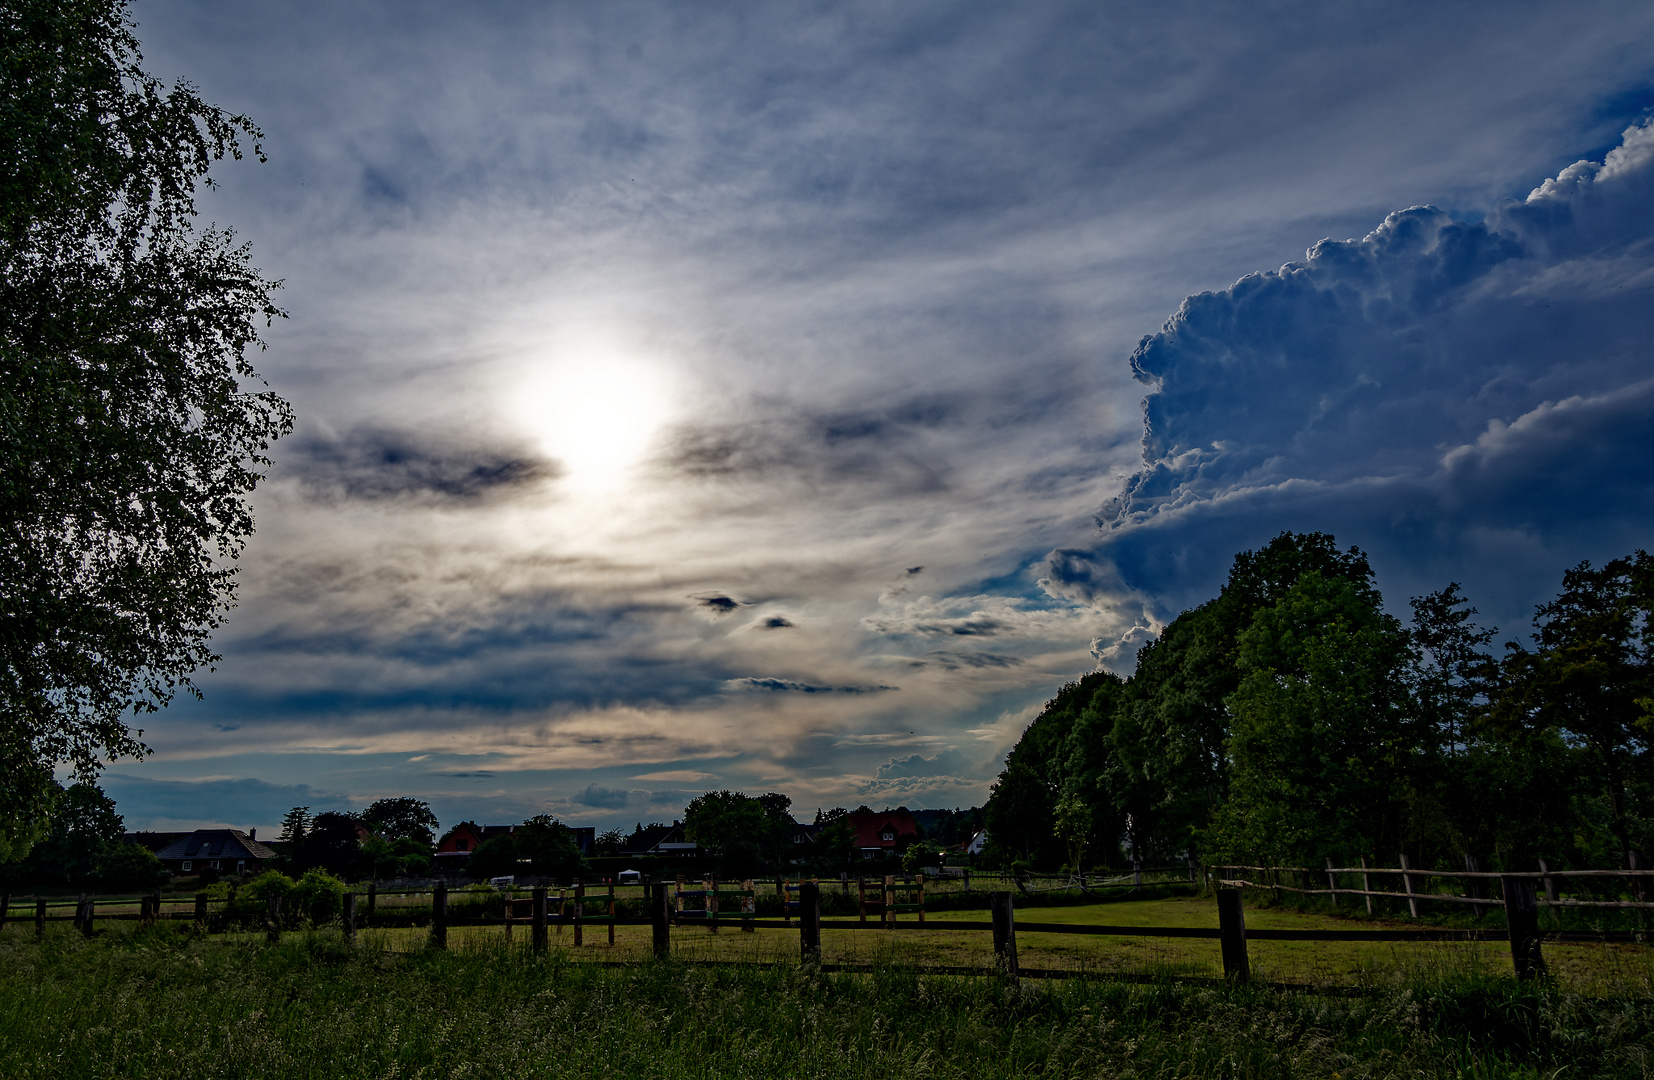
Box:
983, 532, 1652, 874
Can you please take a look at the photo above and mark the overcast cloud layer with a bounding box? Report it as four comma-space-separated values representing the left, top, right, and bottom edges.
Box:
110, 0, 1654, 835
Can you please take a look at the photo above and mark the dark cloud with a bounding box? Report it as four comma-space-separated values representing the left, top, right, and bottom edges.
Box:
1038, 549, 1133, 607
573, 784, 635, 809
919, 651, 1024, 671
287, 426, 558, 503
1094, 122, 1654, 631
695, 594, 742, 615
724, 677, 897, 694
100, 774, 353, 829
760, 616, 795, 629
906, 566, 924, 576
874, 749, 971, 780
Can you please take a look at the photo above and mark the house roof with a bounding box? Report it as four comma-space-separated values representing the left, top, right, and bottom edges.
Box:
848, 807, 919, 849
154, 828, 277, 862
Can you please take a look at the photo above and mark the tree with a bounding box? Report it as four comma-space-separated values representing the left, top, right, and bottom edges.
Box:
0, 0, 293, 857
292, 811, 362, 876
360, 798, 438, 847
277, 806, 311, 846
1495, 553, 1653, 864
683, 790, 796, 875
467, 815, 586, 879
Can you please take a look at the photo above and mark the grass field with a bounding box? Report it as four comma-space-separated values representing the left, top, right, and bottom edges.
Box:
101, 891, 1649, 997
1, 920, 1652, 1079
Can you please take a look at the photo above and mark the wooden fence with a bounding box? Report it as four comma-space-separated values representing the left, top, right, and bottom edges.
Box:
9, 874, 1644, 985
1214, 861, 1654, 915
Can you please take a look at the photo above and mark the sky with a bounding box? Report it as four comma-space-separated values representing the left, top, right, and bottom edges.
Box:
104, 0, 1654, 838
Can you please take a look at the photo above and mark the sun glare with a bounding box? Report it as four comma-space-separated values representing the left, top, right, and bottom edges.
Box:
511, 347, 676, 495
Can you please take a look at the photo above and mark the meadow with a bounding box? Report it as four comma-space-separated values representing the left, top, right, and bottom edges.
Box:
2, 894, 1651, 1079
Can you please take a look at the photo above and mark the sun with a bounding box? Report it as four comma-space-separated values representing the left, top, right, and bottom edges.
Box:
510, 346, 676, 494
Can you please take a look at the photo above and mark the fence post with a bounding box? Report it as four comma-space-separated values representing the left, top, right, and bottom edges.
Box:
1360, 856, 1374, 914
530, 886, 548, 954
430, 883, 447, 950
35, 897, 46, 938
963, 867, 971, 892
652, 880, 671, 960
266, 895, 280, 944
840, 871, 849, 896
1631, 850, 1649, 904
799, 881, 821, 964
343, 892, 357, 940
573, 881, 584, 947
883, 875, 894, 928
0, 892, 7, 932
81, 898, 94, 938
1399, 853, 1420, 917
367, 881, 377, 917
1501, 874, 1545, 980
917, 872, 926, 923
73, 892, 86, 932
152, 889, 163, 924
140, 894, 152, 925
1537, 858, 1558, 903
1132, 857, 1143, 891
742, 879, 755, 933
1216, 888, 1249, 982
858, 876, 866, 922
608, 881, 617, 946
990, 891, 1018, 983
1464, 855, 1487, 916
1325, 858, 1338, 907
194, 891, 208, 928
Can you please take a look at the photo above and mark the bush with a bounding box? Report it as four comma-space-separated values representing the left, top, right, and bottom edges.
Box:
237, 870, 295, 914
94, 842, 169, 890
288, 869, 346, 926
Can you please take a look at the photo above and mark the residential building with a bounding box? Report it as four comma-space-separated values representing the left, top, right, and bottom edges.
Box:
154, 829, 277, 876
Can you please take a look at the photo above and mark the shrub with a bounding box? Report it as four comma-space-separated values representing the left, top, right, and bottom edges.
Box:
288, 869, 346, 926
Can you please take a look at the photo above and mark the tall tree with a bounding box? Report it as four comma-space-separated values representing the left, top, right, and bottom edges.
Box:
0, 0, 292, 858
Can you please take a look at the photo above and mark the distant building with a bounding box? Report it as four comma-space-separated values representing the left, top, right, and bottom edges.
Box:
963, 828, 987, 856
154, 829, 277, 876
618, 821, 697, 856
847, 807, 920, 859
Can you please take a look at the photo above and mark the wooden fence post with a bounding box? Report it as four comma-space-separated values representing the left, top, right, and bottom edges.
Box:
858, 876, 866, 922
140, 894, 152, 925
1501, 874, 1544, 980
963, 867, 971, 892
151, 889, 162, 924
343, 892, 357, 940
990, 891, 1018, 983
840, 871, 849, 896
917, 872, 926, 924
573, 881, 584, 946
607, 881, 617, 946
652, 880, 671, 960
35, 897, 45, 938
1325, 858, 1338, 907
194, 891, 208, 928
430, 883, 447, 950
1537, 858, 1558, 903
1464, 855, 1486, 916
74, 892, 86, 932
799, 881, 821, 964
80, 898, 94, 938
1399, 854, 1420, 917
0, 892, 8, 932
883, 875, 894, 928
1217, 888, 1248, 982
531, 886, 548, 954
1132, 857, 1143, 890
1631, 850, 1648, 904
367, 881, 377, 917
1360, 856, 1374, 914
265, 895, 281, 943
741, 880, 755, 933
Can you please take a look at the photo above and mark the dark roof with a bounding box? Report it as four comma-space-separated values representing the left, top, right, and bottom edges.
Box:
154, 828, 278, 862
849, 807, 919, 849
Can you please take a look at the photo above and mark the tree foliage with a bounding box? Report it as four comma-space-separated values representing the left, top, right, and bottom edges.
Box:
360, 798, 438, 847
0, 0, 292, 857
683, 790, 798, 875
983, 532, 1652, 874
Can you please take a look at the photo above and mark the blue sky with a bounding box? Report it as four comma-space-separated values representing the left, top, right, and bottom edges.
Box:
108, 0, 1654, 836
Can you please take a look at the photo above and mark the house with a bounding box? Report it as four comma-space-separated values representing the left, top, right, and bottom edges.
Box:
618, 820, 697, 856
154, 829, 277, 876
847, 807, 920, 859
963, 828, 987, 856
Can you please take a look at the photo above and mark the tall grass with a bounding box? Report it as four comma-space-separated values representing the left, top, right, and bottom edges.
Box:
0, 924, 1648, 1079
